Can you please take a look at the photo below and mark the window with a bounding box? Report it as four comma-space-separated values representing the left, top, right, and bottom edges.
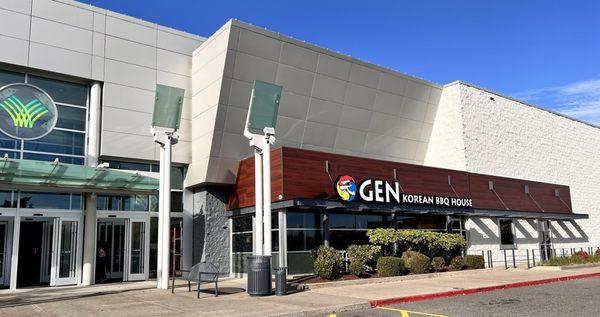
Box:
498, 218, 515, 248
449, 216, 467, 241
328, 212, 389, 249
232, 214, 280, 274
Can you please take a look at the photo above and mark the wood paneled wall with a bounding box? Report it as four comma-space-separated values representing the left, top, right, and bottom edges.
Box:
227, 147, 572, 214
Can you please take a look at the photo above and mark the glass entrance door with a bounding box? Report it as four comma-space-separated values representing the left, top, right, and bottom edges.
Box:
124, 219, 148, 281
50, 218, 80, 286
96, 219, 126, 282
539, 220, 552, 261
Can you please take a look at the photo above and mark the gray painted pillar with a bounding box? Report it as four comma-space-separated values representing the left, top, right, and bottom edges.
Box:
81, 193, 97, 286
182, 188, 193, 271
323, 211, 330, 247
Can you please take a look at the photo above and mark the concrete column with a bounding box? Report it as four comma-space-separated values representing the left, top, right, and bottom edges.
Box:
9, 212, 20, 290
87, 82, 102, 167
81, 193, 97, 286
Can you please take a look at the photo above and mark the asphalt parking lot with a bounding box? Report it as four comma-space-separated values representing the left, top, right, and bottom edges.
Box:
339, 277, 600, 317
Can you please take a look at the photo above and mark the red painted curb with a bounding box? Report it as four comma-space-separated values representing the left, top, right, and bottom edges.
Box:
369, 271, 600, 307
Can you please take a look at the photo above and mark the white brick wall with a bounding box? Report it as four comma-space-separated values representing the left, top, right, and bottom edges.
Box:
466, 217, 543, 267
427, 82, 600, 257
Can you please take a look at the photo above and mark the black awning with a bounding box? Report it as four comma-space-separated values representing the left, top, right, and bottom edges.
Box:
228, 198, 588, 221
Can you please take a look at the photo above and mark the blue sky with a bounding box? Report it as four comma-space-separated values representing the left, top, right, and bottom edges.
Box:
85, 0, 600, 125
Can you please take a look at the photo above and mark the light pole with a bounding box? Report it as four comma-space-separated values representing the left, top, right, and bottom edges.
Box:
243, 80, 282, 295
151, 85, 184, 290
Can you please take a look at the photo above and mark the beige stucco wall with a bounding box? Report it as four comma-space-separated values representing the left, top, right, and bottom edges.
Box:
0, 0, 205, 164
188, 19, 442, 186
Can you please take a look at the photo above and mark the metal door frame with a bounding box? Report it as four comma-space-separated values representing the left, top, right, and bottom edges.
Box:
50, 216, 82, 286
0, 219, 12, 286
96, 218, 126, 280
124, 217, 149, 281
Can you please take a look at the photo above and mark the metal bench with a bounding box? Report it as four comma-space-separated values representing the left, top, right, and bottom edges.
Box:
172, 262, 221, 298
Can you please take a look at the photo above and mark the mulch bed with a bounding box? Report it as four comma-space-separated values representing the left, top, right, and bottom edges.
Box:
293, 272, 378, 284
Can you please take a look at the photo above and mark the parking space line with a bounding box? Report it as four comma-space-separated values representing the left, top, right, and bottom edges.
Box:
377, 306, 448, 317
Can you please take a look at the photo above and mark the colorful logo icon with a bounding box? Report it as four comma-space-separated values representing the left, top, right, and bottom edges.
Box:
336, 175, 357, 202
0, 83, 57, 140
1, 95, 49, 128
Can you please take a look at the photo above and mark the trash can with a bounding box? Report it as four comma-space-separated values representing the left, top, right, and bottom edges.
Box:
247, 255, 272, 296
275, 267, 287, 296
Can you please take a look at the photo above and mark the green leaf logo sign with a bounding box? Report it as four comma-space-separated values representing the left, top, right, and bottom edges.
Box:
0, 95, 49, 128
0, 83, 57, 140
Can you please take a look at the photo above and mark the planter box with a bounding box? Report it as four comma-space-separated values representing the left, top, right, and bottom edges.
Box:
305, 268, 491, 290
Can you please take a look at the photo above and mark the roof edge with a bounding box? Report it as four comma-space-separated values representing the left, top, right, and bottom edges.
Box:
229, 19, 443, 89
446, 81, 600, 130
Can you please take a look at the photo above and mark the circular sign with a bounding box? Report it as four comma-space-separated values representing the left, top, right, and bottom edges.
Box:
0, 83, 58, 140
336, 175, 357, 202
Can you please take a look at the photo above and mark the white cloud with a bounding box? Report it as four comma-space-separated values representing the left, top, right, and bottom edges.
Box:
513, 79, 600, 125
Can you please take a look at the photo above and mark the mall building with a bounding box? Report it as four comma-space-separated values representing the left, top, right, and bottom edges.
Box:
0, 0, 598, 289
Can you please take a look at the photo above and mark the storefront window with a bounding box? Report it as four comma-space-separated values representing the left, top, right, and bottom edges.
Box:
397, 214, 447, 231
231, 214, 279, 273
328, 212, 390, 250
97, 195, 150, 212
0, 190, 17, 208
449, 216, 467, 241
20, 192, 81, 210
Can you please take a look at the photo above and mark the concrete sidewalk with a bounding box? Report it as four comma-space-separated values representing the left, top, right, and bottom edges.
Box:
310, 267, 600, 306
1, 267, 599, 317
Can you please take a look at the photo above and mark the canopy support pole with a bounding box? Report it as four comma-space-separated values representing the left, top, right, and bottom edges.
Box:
81, 193, 97, 286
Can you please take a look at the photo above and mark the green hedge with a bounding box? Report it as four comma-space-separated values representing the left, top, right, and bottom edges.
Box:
464, 255, 485, 269
376, 256, 404, 277
401, 251, 431, 274
431, 256, 446, 272
313, 245, 342, 279
367, 229, 466, 259
347, 244, 380, 276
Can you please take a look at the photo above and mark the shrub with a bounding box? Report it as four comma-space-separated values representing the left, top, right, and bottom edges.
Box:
313, 245, 343, 279
376, 256, 404, 277
595, 249, 600, 256
367, 229, 467, 259
347, 244, 381, 276
401, 251, 431, 274
450, 255, 465, 270
575, 251, 589, 260
464, 255, 485, 269
367, 228, 400, 255
431, 256, 446, 272
543, 254, 600, 266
